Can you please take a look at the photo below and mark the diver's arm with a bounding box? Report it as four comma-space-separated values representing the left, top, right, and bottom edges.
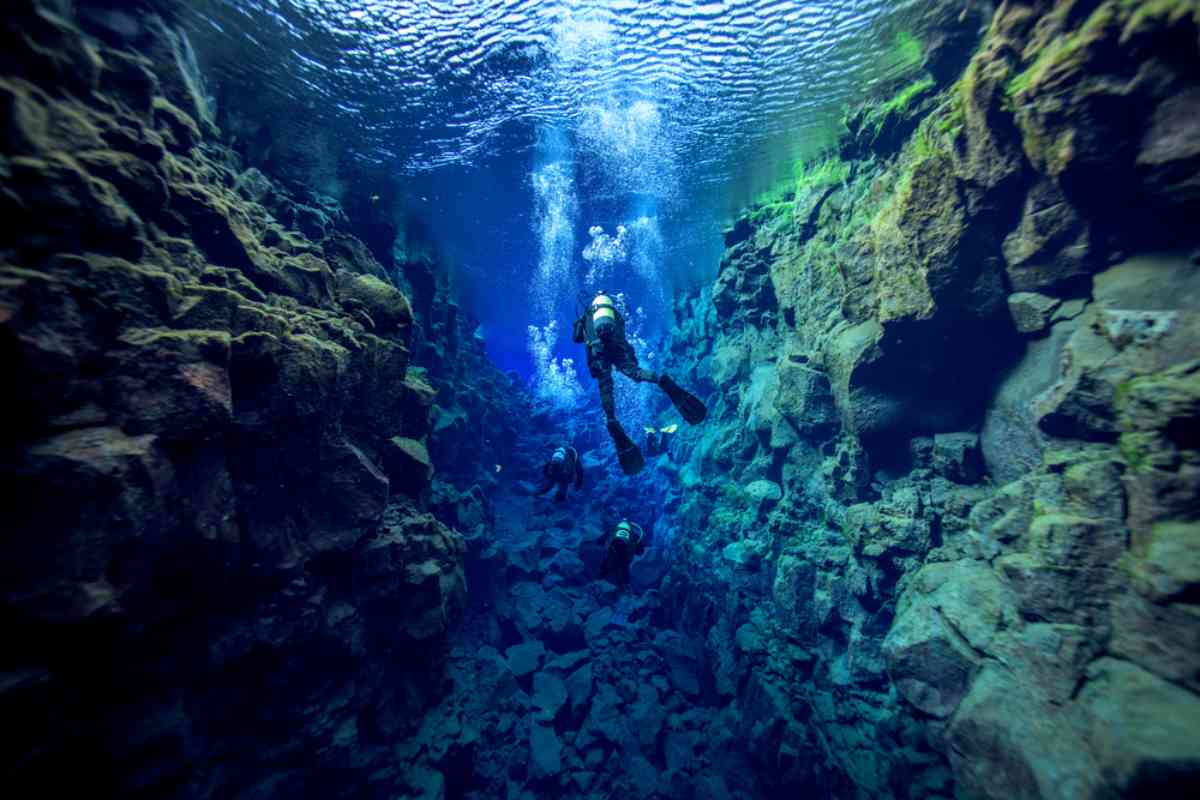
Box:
571, 315, 586, 343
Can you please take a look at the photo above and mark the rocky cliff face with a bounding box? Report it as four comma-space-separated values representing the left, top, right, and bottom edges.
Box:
661, 1, 1200, 797
0, 2, 515, 796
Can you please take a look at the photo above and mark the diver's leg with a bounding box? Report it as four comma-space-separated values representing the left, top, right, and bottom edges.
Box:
596, 366, 618, 422
588, 349, 618, 422
613, 338, 658, 384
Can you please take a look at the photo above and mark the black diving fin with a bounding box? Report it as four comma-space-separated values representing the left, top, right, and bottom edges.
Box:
659, 375, 707, 425
607, 419, 645, 476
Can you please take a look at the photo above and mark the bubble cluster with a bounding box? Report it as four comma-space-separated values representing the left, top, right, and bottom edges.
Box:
527, 320, 585, 408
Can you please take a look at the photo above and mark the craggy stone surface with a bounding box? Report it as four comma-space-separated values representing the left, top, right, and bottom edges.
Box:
649, 1, 1200, 798
0, 2, 518, 796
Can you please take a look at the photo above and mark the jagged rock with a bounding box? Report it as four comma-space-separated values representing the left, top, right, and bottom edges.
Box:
1128, 520, 1200, 604
531, 671, 568, 720
383, 436, 434, 497
1080, 658, 1200, 795
1, 426, 175, 621
1007, 291, 1062, 333
884, 560, 1017, 718
336, 271, 413, 336
0, 6, 499, 796
774, 357, 837, 433
564, 663, 594, 716
654, 631, 702, 697
745, 479, 782, 512
1002, 180, 1093, 292
946, 665, 1101, 800
505, 640, 545, 678
932, 433, 984, 483
1137, 86, 1200, 203
529, 721, 562, 779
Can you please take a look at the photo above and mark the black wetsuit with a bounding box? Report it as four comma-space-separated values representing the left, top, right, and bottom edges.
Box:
535, 447, 583, 501
599, 525, 646, 588
572, 304, 659, 424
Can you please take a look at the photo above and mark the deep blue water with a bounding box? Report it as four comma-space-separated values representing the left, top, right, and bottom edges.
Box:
183, 0, 936, 386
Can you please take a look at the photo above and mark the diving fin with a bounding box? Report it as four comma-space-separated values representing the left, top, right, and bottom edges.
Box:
659, 375, 707, 425
607, 419, 645, 475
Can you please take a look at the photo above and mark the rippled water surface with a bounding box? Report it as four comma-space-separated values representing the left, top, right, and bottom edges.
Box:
183, 0, 942, 374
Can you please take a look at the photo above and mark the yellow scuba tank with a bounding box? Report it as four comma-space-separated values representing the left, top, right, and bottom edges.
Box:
590, 293, 617, 337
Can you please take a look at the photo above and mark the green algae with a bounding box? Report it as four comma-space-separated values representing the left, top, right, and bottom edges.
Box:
1006, 1, 1124, 98
879, 30, 924, 77
861, 76, 936, 140
880, 77, 936, 118
1121, 0, 1200, 41
1118, 432, 1153, 471
750, 153, 848, 220
795, 156, 849, 193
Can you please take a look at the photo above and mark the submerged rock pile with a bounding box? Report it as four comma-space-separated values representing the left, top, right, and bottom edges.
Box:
396, 460, 762, 800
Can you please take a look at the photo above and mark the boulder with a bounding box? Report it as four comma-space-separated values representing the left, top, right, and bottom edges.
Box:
383, 436, 433, 497
745, 479, 783, 512
564, 663, 594, 716
773, 358, 837, 433
529, 721, 562, 779
505, 641, 545, 678
531, 671, 568, 721
1080, 658, 1200, 795
336, 271, 413, 337
1007, 291, 1062, 334
884, 560, 1018, 717
946, 666, 1101, 800
932, 432, 984, 483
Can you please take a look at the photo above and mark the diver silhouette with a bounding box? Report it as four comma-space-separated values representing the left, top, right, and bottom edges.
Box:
572, 290, 706, 475
534, 445, 584, 502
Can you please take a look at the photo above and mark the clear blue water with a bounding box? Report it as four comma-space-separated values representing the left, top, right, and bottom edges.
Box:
184, 0, 935, 383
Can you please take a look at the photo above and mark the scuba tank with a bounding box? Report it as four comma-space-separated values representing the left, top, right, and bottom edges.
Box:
614, 520, 642, 543
590, 292, 617, 339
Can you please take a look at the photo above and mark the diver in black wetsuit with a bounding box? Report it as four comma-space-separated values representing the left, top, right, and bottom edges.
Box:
572, 291, 707, 475
599, 519, 646, 589
534, 445, 584, 502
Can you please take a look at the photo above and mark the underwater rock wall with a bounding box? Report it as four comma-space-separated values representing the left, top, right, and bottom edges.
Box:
0, 2, 499, 795
663, 1, 1200, 797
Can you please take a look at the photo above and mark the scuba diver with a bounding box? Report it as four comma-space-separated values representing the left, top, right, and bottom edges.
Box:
644, 423, 677, 459
599, 519, 646, 589
534, 445, 584, 502
572, 290, 707, 475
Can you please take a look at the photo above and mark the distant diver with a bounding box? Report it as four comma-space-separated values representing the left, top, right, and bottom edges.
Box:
535, 445, 584, 502
573, 290, 706, 475
599, 519, 646, 589
644, 423, 677, 459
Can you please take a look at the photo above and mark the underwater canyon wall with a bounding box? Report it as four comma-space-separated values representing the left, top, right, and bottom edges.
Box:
662, 1, 1200, 797
0, 2, 523, 796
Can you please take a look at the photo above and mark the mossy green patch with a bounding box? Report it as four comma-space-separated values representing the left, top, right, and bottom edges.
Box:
1118, 432, 1153, 470
880, 30, 924, 76
862, 76, 936, 139
794, 156, 850, 193
1006, 1, 1122, 98
1120, 0, 1200, 41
